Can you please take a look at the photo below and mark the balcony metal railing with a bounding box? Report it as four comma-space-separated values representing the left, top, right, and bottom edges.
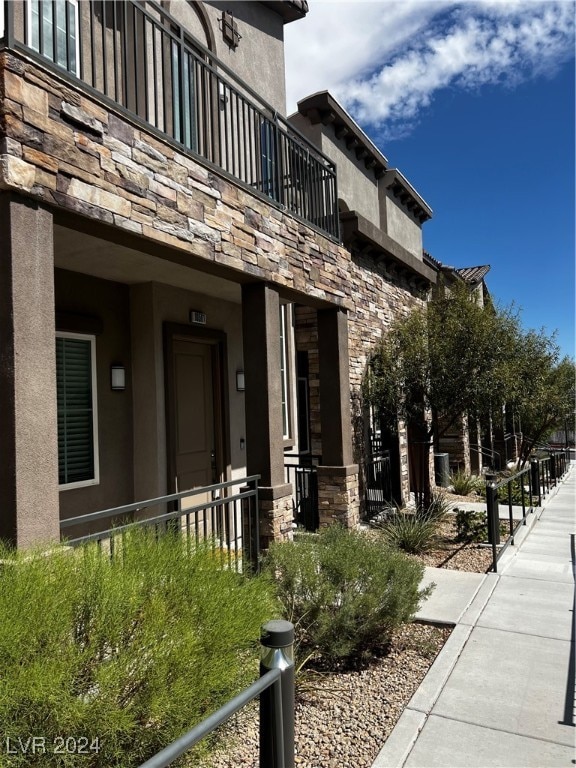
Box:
284, 453, 320, 531
363, 452, 393, 520
1, 0, 340, 240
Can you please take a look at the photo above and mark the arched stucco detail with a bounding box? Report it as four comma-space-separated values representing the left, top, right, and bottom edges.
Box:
161, 1, 216, 52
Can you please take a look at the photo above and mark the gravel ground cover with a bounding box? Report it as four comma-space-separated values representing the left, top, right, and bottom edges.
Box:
410, 494, 520, 573
199, 623, 451, 768
197, 494, 504, 768
412, 516, 493, 572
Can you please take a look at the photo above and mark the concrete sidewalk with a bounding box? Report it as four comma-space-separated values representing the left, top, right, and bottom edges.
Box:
373, 465, 576, 768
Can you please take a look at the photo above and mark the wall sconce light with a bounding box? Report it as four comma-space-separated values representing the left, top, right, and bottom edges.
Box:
236, 370, 245, 392
111, 365, 126, 391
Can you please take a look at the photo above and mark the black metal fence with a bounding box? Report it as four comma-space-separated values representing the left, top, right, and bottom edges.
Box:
485, 452, 570, 573
2, 0, 339, 240
363, 452, 393, 520
138, 620, 295, 768
284, 454, 320, 531
60, 476, 261, 572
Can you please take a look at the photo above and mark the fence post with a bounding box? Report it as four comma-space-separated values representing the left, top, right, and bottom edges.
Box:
549, 453, 557, 485
486, 481, 500, 573
530, 459, 541, 507
260, 620, 295, 768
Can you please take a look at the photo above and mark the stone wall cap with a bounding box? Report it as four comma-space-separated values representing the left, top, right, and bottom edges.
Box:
317, 464, 359, 476
258, 483, 294, 500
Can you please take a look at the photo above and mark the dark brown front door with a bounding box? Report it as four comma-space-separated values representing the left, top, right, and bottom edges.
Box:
173, 338, 215, 498
165, 326, 227, 513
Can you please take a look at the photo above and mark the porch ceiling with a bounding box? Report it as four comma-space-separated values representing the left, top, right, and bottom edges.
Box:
54, 225, 242, 304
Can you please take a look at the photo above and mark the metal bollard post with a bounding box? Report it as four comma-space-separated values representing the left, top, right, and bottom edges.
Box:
530, 459, 541, 507
260, 620, 295, 768
486, 481, 500, 573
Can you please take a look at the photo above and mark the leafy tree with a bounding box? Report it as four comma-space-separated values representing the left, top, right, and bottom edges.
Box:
508, 335, 575, 464
365, 281, 574, 479
365, 282, 519, 444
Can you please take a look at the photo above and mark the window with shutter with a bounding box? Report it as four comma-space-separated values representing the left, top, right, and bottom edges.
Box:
56, 333, 99, 489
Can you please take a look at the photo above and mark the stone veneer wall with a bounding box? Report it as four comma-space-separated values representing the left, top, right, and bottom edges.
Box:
259, 489, 294, 549
347, 253, 426, 503
294, 260, 425, 506
317, 466, 360, 528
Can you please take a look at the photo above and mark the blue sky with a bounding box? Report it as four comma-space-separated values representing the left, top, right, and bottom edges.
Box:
284, 1, 575, 360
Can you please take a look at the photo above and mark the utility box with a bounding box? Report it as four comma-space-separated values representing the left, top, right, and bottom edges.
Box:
434, 453, 450, 487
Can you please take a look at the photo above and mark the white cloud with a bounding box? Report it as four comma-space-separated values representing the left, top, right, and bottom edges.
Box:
284, 2, 452, 113
285, 1, 575, 137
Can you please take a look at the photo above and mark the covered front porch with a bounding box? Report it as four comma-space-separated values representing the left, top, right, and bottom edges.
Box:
0, 196, 358, 548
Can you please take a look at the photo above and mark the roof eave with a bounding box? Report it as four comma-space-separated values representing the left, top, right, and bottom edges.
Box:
260, 1, 308, 23
383, 169, 433, 222
293, 91, 389, 177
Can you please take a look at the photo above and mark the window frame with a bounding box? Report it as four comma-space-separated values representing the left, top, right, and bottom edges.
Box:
27, 0, 80, 77
56, 331, 100, 491
280, 303, 294, 444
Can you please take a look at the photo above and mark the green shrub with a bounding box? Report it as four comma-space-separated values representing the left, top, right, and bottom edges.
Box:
424, 490, 452, 522
455, 508, 487, 542
374, 492, 450, 555
454, 508, 509, 542
263, 526, 429, 666
377, 511, 440, 554
0, 529, 277, 767
502, 477, 532, 505
450, 471, 480, 496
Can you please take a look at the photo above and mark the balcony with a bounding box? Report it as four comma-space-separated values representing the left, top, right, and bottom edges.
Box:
0, 0, 339, 240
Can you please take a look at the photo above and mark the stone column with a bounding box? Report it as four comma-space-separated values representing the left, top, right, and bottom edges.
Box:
0, 193, 60, 547
316, 307, 359, 528
242, 283, 293, 547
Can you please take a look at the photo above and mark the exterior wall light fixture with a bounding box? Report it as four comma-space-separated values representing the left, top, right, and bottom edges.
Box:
111, 365, 126, 391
